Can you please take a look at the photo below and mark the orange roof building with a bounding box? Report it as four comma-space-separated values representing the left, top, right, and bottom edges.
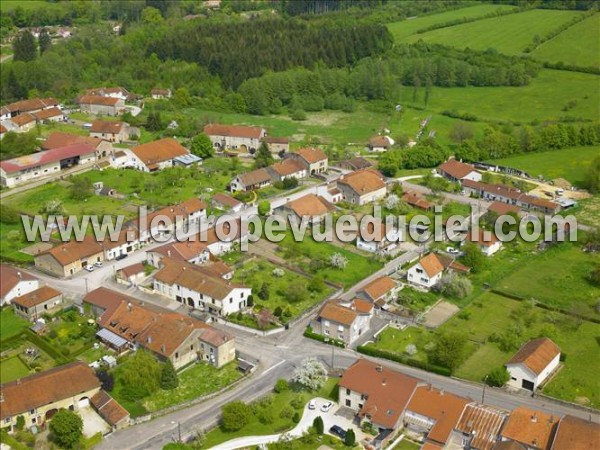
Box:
500, 407, 560, 450
337, 169, 387, 205
276, 194, 334, 221
438, 159, 481, 182
129, 138, 189, 171
359, 276, 397, 303
455, 403, 508, 450
0, 264, 38, 305
551, 415, 600, 450
506, 338, 561, 391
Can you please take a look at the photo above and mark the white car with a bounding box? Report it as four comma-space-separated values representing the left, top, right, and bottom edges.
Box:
320, 401, 333, 412
446, 247, 460, 254
84, 265, 95, 272
94, 261, 103, 268
308, 399, 316, 410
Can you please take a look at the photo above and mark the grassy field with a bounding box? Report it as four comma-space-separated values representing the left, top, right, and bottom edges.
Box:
496, 243, 599, 315
399, 69, 600, 123
487, 146, 598, 186
531, 13, 600, 69
568, 196, 600, 227
404, 9, 583, 55
0, 0, 65, 12
143, 362, 242, 412
0, 308, 29, 341
368, 326, 432, 363
202, 378, 339, 448
0, 356, 30, 383
387, 4, 517, 43
0, 222, 34, 264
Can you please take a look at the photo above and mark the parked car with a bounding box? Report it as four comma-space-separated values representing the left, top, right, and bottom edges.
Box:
446, 246, 460, 254
94, 261, 103, 268
329, 425, 346, 440
308, 399, 316, 410
84, 265, 94, 272
321, 401, 333, 412
115, 254, 128, 261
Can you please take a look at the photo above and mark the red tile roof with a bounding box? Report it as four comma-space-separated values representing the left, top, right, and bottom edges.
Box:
488, 201, 521, 216
403, 191, 433, 210
284, 194, 334, 217
361, 276, 396, 301
204, 123, 265, 139
339, 169, 386, 195
455, 403, 508, 450
551, 415, 600, 450
119, 262, 146, 278
40, 235, 104, 266
32, 107, 63, 121
0, 264, 37, 299
12, 286, 61, 308
264, 136, 288, 144
507, 338, 560, 376
318, 301, 357, 326
3, 97, 58, 114
78, 95, 121, 106
237, 168, 272, 187
340, 359, 420, 429
416, 253, 446, 278
90, 119, 124, 134
90, 390, 129, 426
42, 131, 104, 150
501, 407, 560, 450
439, 159, 478, 179
292, 147, 327, 164
1, 142, 97, 174
131, 138, 189, 166
270, 158, 305, 177
212, 192, 242, 209
150, 240, 209, 263
10, 112, 35, 127
369, 135, 392, 148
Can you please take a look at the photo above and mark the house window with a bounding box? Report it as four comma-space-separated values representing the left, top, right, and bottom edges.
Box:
210, 348, 214, 353
337, 325, 344, 332
230, 298, 233, 304
4, 418, 10, 424
241, 292, 244, 298
190, 345, 194, 350
30, 409, 35, 415
345, 399, 351, 407
324, 330, 330, 335
323, 320, 330, 327
175, 352, 179, 358
346, 388, 351, 395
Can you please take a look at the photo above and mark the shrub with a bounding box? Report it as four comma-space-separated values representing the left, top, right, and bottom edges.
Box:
485, 366, 510, 387
345, 428, 356, 446
274, 378, 289, 393
280, 405, 295, 419
221, 401, 251, 432
313, 416, 324, 435
49, 409, 82, 449
292, 412, 301, 423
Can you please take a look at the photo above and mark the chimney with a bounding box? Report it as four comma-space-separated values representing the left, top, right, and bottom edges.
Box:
167, 250, 171, 257
17, 271, 22, 279
127, 302, 132, 312
161, 344, 166, 353
147, 335, 152, 344
531, 414, 538, 423
382, 379, 387, 386
440, 389, 444, 396
376, 365, 382, 373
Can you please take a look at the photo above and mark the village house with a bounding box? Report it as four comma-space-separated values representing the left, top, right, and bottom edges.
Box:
146, 240, 211, 267
337, 169, 387, 205
116, 262, 147, 286
500, 407, 560, 450
12, 286, 63, 321
403, 385, 469, 447
438, 159, 482, 183
310, 299, 373, 345
0, 97, 58, 119
284, 147, 328, 175
407, 253, 469, 289
204, 123, 266, 153
273, 194, 334, 223
338, 359, 420, 436
32, 106, 64, 124
263, 136, 289, 155
101, 227, 141, 261
78, 95, 125, 116
202, 219, 247, 256
230, 167, 272, 192
505, 338, 561, 391
267, 158, 307, 181
90, 390, 131, 431
367, 135, 394, 152
466, 229, 503, 256
356, 219, 400, 254
402, 191, 434, 211
153, 258, 251, 316
84, 287, 236, 368
0, 361, 101, 432
126, 138, 190, 171
357, 276, 398, 306
86, 87, 131, 101
34, 236, 104, 278
0, 264, 39, 306
338, 157, 373, 172
151, 88, 172, 99
211, 192, 244, 213
4, 112, 36, 133
90, 120, 136, 143
488, 201, 521, 216
550, 415, 600, 450
450, 403, 508, 450
42, 131, 114, 159
1, 142, 97, 188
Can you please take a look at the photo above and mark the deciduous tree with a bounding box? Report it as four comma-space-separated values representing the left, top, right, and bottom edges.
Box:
49, 409, 83, 449
293, 357, 327, 391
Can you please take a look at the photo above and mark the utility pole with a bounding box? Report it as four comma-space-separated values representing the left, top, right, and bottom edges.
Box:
482, 376, 488, 404
331, 344, 334, 369
178, 421, 181, 443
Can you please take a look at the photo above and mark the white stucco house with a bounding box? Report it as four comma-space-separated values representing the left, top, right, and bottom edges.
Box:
466, 229, 502, 256
505, 338, 561, 391
0, 264, 39, 306
406, 253, 445, 289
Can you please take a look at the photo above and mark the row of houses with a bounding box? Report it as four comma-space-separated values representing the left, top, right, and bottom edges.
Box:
339, 358, 597, 450
203, 123, 289, 155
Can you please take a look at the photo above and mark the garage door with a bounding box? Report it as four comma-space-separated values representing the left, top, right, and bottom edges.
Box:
78, 398, 90, 408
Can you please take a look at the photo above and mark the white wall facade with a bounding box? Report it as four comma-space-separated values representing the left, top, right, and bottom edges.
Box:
1, 279, 40, 306
506, 354, 560, 391
407, 263, 442, 289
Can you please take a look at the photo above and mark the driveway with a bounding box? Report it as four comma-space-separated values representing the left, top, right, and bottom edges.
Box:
79, 406, 110, 437
211, 397, 365, 449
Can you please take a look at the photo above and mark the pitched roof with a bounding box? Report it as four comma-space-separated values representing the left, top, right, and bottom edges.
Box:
462, 180, 522, 201
507, 338, 560, 376
237, 168, 271, 187
42, 131, 104, 150
360, 276, 396, 301
203, 123, 265, 139
0, 362, 100, 420
84, 287, 152, 322
455, 403, 508, 450
2, 97, 58, 114
518, 193, 559, 211
493, 442, 527, 450
415, 253, 446, 278
86, 87, 130, 97
90, 390, 129, 426
78, 95, 121, 106
1, 142, 97, 174
439, 159, 478, 179
130, 138, 189, 166
468, 229, 500, 247
0, 124, 7, 134
406, 386, 469, 444
284, 194, 334, 217
151, 88, 171, 96
338, 169, 386, 196
318, 301, 357, 326
264, 136, 288, 144
119, 262, 146, 278
40, 235, 104, 266
435, 253, 470, 274
402, 191, 433, 210
132, 198, 206, 231
270, 158, 305, 177
10, 112, 36, 127
352, 298, 374, 314
292, 147, 327, 164
0, 264, 37, 298
12, 286, 61, 309
90, 119, 125, 134
32, 107, 63, 121
212, 192, 242, 208
488, 201, 521, 216
551, 415, 600, 450
150, 240, 209, 263
369, 135, 393, 148
501, 407, 560, 450
339, 359, 420, 429
340, 157, 373, 170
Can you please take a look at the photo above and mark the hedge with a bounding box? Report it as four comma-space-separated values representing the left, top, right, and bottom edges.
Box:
357, 345, 452, 377
303, 327, 346, 348
23, 330, 70, 364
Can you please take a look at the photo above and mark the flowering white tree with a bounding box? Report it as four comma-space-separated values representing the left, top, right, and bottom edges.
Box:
293, 358, 327, 391
405, 344, 417, 356
272, 268, 285, 277
385, 194, 400, 210
329, 252, 348, 270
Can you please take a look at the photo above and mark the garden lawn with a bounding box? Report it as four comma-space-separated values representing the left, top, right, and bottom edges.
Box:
0, 222, 34, 264
0, 308, 29, 340
387, 4, 517, 42
531, 13, 600, 69
45, 309, 98, 357
0, 356, 30, 383
143, 362, 242, 412
568, 196, 600, 227
398, 69, 600, 123
404, 9, 583, 55
202, 378, 339, 448
487, 146, 599, 186
395, 439, 421, 450
496, 242, 599, 315
367, 326, 432, 363
234, 260, 334, 322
